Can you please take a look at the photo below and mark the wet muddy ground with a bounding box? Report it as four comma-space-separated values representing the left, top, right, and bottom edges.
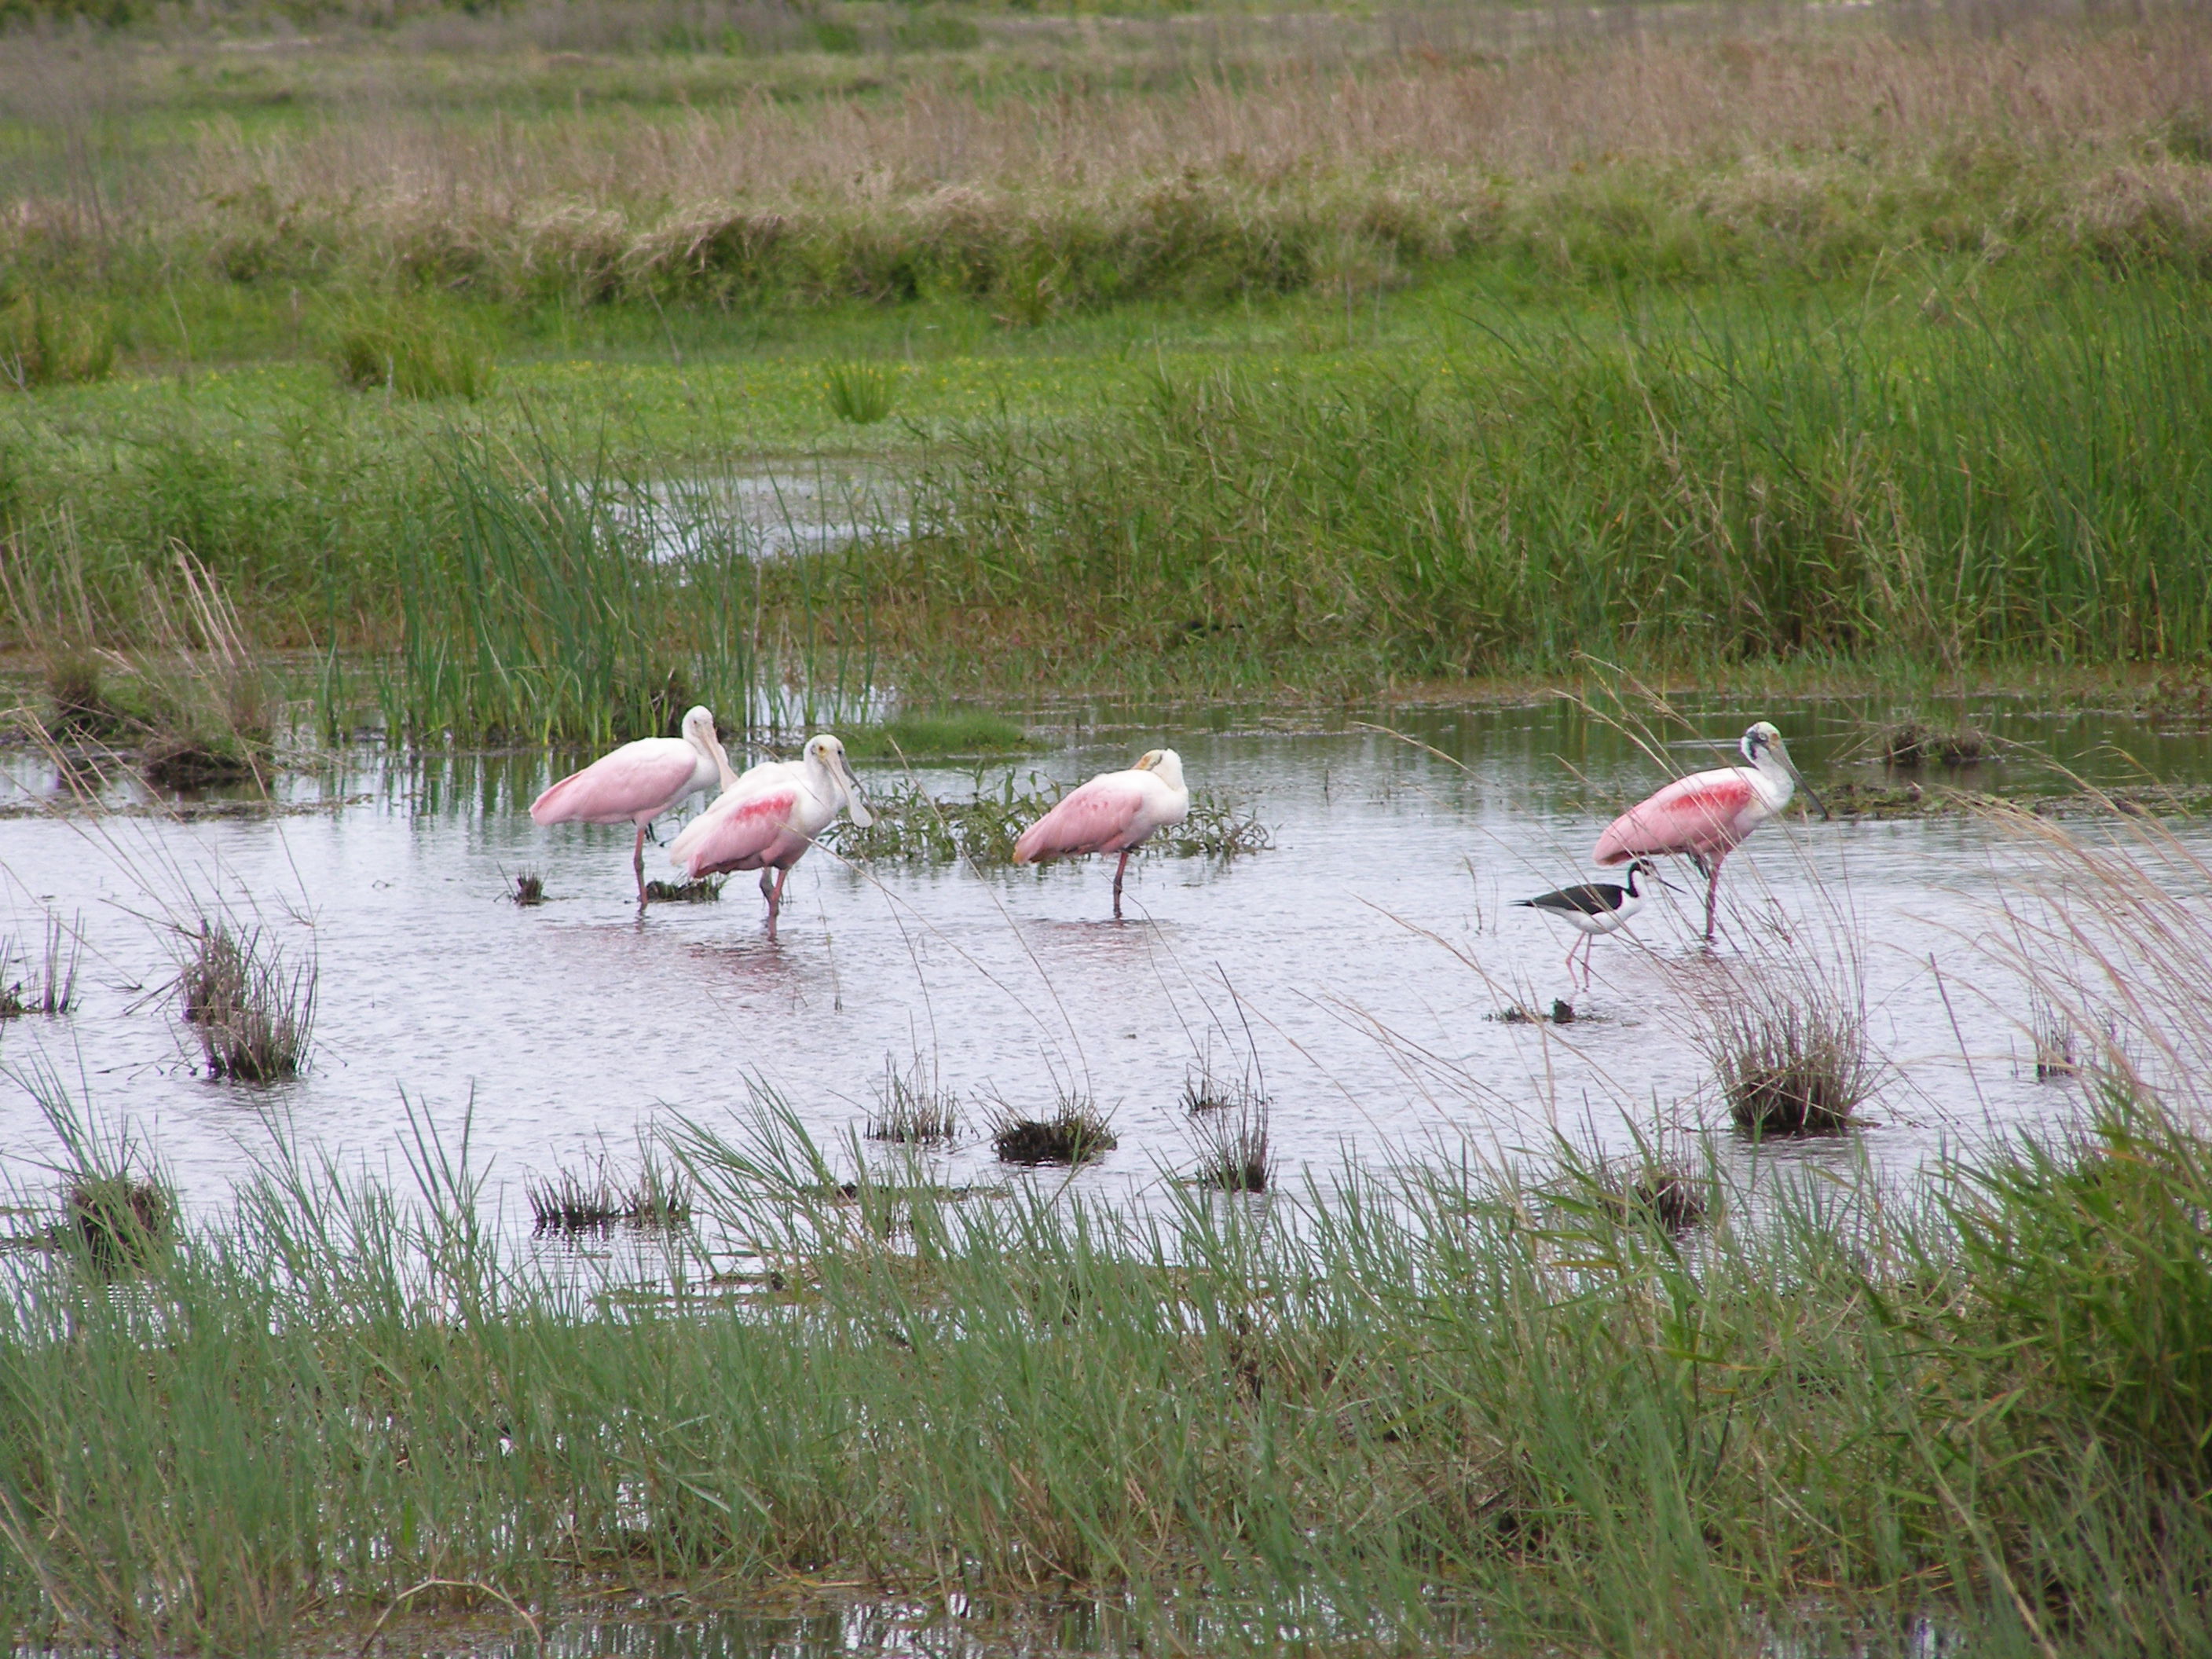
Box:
0, 697, 2202, 1254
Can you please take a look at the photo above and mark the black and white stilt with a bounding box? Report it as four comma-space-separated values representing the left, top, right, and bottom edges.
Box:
1514, 859, 1664, 990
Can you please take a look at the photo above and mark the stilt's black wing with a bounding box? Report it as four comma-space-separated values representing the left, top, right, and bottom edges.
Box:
1515, 881, 1626, 917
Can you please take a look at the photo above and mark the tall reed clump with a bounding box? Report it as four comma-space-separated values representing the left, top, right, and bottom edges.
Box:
178, 920, 315, 1080
330, 303, 493, 401
0, 291, 115, 390
386, 439, 877, 745
892, 282, 2212, 681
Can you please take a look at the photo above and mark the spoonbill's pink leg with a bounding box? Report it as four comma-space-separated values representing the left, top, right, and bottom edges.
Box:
632, 825, 651, 906
765, 866, 791, 940
1111, 850, 1132, 920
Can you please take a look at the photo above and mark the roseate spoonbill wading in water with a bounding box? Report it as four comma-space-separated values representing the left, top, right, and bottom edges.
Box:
665, 734, 872, 940
1593, 720, 1827, 943
529, 705, 738, 905
1013, 749, 1190, 920
1515, 859, 1669, 989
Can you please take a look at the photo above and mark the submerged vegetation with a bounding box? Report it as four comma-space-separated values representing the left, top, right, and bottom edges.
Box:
831, 776, 1269, 866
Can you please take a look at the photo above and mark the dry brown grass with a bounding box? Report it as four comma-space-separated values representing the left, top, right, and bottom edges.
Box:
2, 4, 2208, 291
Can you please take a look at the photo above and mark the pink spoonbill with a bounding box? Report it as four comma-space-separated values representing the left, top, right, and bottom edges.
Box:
665, 734, 872, 940
1593, 720, 1827, 943
529, 705, 738, 906
1012, 748, 1189, 920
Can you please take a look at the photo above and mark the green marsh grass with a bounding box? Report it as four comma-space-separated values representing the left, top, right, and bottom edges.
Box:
331, 304, 493, 401
386, 438, 880, 745
7, 1084, 2212, 1650
822, 361, 897, 426
0, 292, 114, 390
892, 282, 2212, 683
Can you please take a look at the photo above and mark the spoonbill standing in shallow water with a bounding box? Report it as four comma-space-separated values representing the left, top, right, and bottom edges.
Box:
1013, 749, 1190, 920
1593, 721, 1827, 943
666, 734, 872, 939
529, 705, 738, 905
1516, 859, 1668, 989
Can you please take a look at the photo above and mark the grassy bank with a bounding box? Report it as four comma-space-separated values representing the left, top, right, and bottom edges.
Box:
1, 0, 2209, 734
7, 269, 2208, 737
5, 1076, 2212, 1654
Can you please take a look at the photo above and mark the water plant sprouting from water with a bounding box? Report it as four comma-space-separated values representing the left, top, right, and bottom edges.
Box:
1697, 960, 1874, 1137
989, 1092, 1116, 1166
525, 1147, 690, 1233
0, 914, 81, 1020
177, 919, 316, 1082
866, 1053, 960, 1144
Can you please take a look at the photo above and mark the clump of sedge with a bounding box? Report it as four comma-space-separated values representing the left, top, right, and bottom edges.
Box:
991, 1096, 1117, 1166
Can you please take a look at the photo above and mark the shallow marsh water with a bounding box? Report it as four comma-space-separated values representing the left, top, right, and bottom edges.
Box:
0, 695, 2200, 1254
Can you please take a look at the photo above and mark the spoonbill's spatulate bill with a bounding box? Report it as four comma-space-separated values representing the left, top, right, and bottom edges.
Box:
1012, 748, 1190, 920
1593, 720, 1826, 942
529, 705, 738, 905
665, 733, 872, 940
1515, 859, 1663, 989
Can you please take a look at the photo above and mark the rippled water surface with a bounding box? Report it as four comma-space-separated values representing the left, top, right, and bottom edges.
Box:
1, 695, 2203, 1240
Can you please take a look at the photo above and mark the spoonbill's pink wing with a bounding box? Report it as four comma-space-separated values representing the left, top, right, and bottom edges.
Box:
1013, 775, 1147, 864
1594, 771, 1758, 865
668, 786, 802, 877
530, 739, 696, 826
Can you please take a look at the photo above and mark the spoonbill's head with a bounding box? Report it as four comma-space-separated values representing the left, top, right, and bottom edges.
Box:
1133, 748, 1186, 790
804, 733, 873, 827
1739, 721, 1829, 820
683, 705, 737, 785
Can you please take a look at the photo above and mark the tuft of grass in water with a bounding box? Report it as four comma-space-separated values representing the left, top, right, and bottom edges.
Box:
1612, 1165, 1708, 1233
510, 870, 547, 906
1880, 719, 1988, 766
178, 921, 315, 1082
0, 291, 115, 390
990, 1094, 1115, 1166
822, 361, 898, 425
1183, 1071, 1272, 1193
0, 915, 75, 1020
1703, 976, 1873, 1136
331, 305, 493, 401
64, 1176, 172, 1275
866, 1056, 960, 1144
2031, 996, 2079, 1081
643, 877, 723, 903
525, 1150, 690, 1233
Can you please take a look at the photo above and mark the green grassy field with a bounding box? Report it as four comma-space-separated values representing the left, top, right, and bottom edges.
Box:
2, 0, 2210, 742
